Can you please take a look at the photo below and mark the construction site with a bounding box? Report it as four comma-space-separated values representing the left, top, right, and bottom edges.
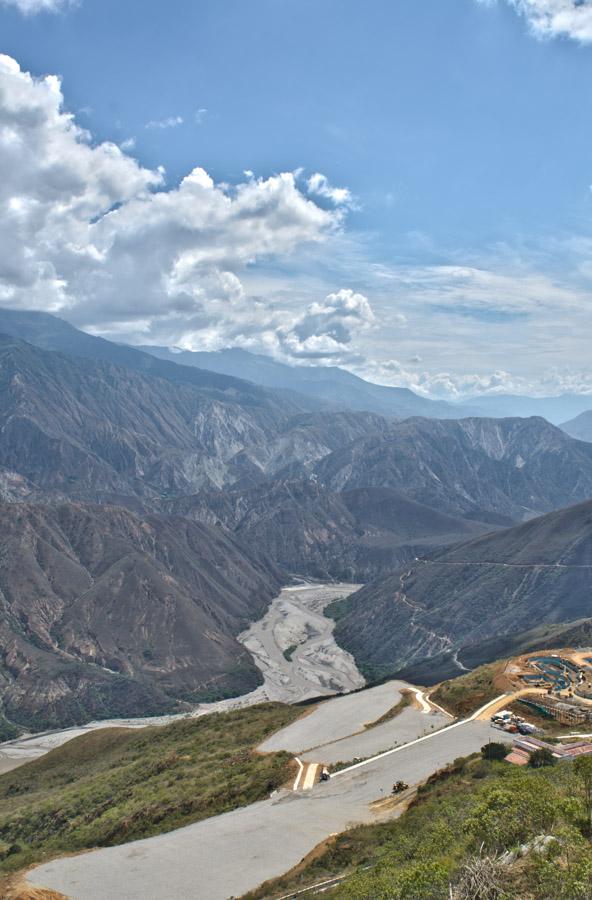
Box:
500, 649, 592, 729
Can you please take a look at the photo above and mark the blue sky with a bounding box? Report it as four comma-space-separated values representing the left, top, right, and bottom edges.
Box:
1, 0, 592, 397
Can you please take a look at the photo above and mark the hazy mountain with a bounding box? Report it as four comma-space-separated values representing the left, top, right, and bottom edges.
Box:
0, 501, 281, 731
4, 309, 590, 428
313, 416, 592, 523
0, 309, 298, 401
163, 480, 490, 582
561, 410, 592, 443
331, 498, 592, 681
466, 392, 592, 425
135, 344, 475, 419
0, 335, 388, 502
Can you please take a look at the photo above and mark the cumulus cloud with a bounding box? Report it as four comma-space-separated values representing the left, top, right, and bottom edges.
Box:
479, 0, 592, 43
0, 55, 345, 345
0, 0, 73, 13
307, 173, 355, 207
278, 289, 375, 359
360, 358, 592, 400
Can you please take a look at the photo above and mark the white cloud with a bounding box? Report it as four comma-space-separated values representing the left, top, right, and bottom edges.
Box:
360, 358, 592, 400
145, 115, 184, 130
120, 137, 136, 151
195, 108, 208, 125
479, 0, 592, 43
0, 0, 73, 13
0, 55, 344, 348
374, 262, 588, 316
307, 173, 355, 207
278, 289, 375, 359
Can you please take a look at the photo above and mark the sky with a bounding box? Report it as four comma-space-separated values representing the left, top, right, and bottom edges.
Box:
1, 0, 592, 398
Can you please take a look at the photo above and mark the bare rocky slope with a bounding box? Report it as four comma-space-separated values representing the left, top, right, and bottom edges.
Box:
0, 501, 282, 731
331, 499, 592, 681
165, 481, 490, 581
313, 415, 592, 522
0, 335, 388, 503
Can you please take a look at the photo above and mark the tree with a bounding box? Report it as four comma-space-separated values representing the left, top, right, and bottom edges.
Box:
529, 747, 556, 768
573, 755, 592, 837
481, 742, 510, 762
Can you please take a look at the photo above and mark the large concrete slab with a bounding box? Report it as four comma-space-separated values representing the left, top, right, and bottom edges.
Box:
259, 680, 410, 753
28, 721, 506, 900
300, 706, 450, 765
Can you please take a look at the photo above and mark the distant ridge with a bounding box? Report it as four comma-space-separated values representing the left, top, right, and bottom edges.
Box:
135, 344, 475, 419
561, 409, 592, 443
331, 498, 592, 682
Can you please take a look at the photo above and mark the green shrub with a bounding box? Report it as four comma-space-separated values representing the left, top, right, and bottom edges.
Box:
481, 742, 510, 762
529, 748, 556, 768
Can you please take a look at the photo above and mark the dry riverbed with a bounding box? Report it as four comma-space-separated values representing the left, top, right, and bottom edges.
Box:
0, 582, 361, 770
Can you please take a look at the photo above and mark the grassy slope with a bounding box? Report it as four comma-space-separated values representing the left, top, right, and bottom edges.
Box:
0, 703, 301, 876
430, 660, 508, 718
246, 753, 591, 900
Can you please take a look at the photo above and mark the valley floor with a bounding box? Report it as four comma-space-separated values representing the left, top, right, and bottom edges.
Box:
0, 582, 360, 773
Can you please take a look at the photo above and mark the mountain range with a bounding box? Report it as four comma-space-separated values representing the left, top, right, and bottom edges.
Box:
139, 345, 592, 426
1, 309, 592, 730
163, 481, 489, 582
313, 415, 592, 522
464, 392, 592, 425
0, 334, 392, 502
2, 308, 590, 425
136, 344, 472, 420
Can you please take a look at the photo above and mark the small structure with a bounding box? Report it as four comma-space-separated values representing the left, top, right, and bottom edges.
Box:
505, 736, 592, 766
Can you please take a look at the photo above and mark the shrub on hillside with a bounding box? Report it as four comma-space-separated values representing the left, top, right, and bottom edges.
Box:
481, 742, 510, 762
528, 748, 555, 769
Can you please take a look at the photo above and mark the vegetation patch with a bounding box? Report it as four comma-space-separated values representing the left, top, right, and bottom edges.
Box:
282, 644, 299, 662
0, 702, 301, 877
431, 660, 509, 717
0, 713, 21, 743
325, 595, 355, 624
366, 689, 413, 728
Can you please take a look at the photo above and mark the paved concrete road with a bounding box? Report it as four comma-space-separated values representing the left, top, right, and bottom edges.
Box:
300, 706, 450, 765
260, 680, 409, 754
29, 720, 506, 900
